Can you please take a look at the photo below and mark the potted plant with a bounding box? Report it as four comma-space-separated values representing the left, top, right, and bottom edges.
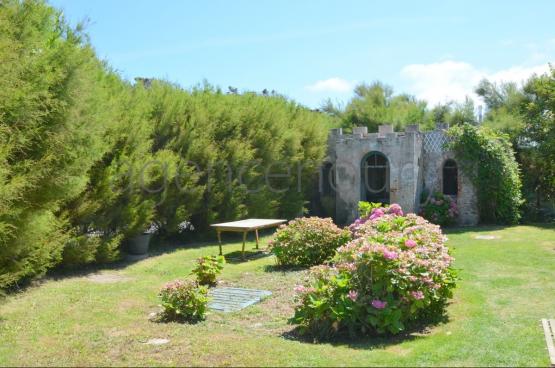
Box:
128, 223, 159, 255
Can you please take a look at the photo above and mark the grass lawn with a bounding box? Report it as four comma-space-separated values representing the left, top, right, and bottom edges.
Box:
1, 225, 554, 366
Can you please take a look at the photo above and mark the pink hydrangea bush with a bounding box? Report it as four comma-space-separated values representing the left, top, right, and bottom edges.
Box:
158, 279, 209, 322
290, 204, 456, 339
420, 192, 458, 226
269, 217, 351, 267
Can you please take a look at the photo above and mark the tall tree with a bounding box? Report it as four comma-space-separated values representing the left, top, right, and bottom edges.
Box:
519, 68, 555, 209
340, 82, 432, 132
475, 79, 525, 142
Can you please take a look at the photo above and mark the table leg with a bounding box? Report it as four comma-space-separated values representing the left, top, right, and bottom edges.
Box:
255, 229, 259, 249
242, 231, 247, 259
217, 230, 222, 255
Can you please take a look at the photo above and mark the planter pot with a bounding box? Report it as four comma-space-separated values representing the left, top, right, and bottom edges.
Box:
128, 233, 152, 255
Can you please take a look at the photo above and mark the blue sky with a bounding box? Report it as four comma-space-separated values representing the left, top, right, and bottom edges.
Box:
50, 0, 555, 108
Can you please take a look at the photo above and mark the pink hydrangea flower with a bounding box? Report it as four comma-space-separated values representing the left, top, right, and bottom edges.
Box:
369, 208, 384, 220
371, 299, 387, 309
404, 239, 417, 248
347, 290, 358, 302
294, 285, 306, 293
388, 204, 404, 216
383, 249, 398, 260
411, 290, 425, 300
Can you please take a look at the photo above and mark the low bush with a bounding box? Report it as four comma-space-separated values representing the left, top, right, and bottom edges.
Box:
61, 231, 123, 267
61, 235, 101, 267
191, 255, 226, 286
269, 217, 351, 267
290, 204, 456, 340
419, 192, 458, 226
158, 279, 209, 323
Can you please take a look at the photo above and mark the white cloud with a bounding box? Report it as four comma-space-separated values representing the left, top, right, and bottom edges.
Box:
305, 77, 355, 93
488, 64, 549, 83
400, 60, 550, 106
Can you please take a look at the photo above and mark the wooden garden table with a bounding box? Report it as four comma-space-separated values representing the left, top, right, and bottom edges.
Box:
211, 219, 287, 258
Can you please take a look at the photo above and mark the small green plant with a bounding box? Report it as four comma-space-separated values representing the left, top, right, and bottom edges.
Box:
420, 192, 458, 226
269, 217, 351, 267
158, 279, 208, 322
357, 201, 383, 218
191, 255, 226, 286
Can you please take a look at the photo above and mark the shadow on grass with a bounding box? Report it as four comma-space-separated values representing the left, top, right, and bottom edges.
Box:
149, 311, 205, 325
263, 264, 308, 273
24, 232, 277, 290
2, 236, 227, 295
443, 222, 554, 236
224, 250, 271, 264
281, 308, 450, 350
443, 224, 510, 235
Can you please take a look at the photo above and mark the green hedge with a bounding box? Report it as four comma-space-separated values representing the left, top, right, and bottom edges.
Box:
0, 1, 330, 287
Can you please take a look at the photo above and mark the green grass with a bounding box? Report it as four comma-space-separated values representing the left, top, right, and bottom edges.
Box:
1, 225, 554, 366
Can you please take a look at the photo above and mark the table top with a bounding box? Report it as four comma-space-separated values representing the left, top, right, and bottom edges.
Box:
210, 218, 287, 231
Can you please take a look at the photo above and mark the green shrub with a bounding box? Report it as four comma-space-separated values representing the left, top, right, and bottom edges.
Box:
290, 205, 456, 340
419, 192, 458, 226
61, 235, 101, 267
158, 279, 209, 323
95, 235, 123, 263
191, 255, 225, 286
448, 124, 523, 224
357, 201, 383, 218
269, 217, 351, 267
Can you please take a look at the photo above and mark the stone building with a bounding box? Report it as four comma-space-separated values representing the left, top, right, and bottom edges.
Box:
320, 124, 479, 225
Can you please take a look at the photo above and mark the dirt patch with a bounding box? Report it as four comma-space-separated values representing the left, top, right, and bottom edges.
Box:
85, 272, 133, 283
144, 338, 169, 345
474, 235, 501, 240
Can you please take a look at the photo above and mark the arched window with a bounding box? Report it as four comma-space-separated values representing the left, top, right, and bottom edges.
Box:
361, 152, 390, 204
443, 159, 458, 195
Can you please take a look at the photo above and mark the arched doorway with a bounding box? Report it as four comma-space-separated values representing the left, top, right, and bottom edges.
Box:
442, 159, 458, 195
361, 152, 390, 204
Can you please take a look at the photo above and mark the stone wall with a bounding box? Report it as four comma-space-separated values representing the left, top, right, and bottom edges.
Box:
328, 125, 422, 224
326, 124, 479, 226
421, 128, 479, 226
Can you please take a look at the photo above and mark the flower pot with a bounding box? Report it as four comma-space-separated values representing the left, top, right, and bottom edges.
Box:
128, 233, 152, 255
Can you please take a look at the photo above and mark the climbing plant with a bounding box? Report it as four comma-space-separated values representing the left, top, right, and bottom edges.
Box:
447, 124, 523, 224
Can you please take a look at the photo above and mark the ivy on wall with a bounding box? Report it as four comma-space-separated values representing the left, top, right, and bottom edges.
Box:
448, 124, 523, 224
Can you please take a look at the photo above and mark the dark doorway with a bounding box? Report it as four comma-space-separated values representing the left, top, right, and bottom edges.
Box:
443, 159, 458, 195
361, 152, 390, 204
321, 162, 335, 196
